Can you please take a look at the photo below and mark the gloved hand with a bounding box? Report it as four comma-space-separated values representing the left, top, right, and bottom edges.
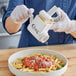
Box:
49, 8, 76, 34
10, 5, 34, 25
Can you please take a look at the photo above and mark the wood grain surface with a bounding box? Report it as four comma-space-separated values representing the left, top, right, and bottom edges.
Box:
0, 44, 76, 76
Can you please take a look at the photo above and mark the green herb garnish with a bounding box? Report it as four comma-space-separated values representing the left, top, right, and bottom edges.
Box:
41, 53, 45, 56
56, 68, 60, 70
21, 59, 24, 61
61, 64, 65, 67
35, 57, 38, 61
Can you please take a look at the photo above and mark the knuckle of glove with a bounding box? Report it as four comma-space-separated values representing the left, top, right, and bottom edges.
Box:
11, 5, 29, 24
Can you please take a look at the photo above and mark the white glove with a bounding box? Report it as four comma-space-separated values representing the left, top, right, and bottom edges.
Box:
11, 5, 34, 24
49, 8, 76, 34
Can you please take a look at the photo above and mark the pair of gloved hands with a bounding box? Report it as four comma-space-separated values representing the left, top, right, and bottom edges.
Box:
11, 5, 76, 34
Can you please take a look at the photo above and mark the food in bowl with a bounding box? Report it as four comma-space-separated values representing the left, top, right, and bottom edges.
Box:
12, 53, 65, 73
8, 49, 68, 76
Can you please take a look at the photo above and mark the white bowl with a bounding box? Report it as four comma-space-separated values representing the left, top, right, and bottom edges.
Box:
8, 49, 68, 76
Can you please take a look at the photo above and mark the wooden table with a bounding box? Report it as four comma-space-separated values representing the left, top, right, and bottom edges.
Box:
0, 44, 76, 76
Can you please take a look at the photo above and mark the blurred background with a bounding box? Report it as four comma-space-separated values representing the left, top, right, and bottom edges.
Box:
0, 0, 21, 49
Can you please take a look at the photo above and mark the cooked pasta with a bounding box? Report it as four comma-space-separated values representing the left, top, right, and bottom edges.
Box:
12, 53, 65, 73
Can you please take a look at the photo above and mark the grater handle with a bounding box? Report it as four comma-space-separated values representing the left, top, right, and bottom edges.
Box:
48, 6, 62, 22
48, 6, 58, 16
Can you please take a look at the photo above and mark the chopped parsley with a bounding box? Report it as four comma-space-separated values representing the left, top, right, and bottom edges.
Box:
21, 59, 24, 61
41, 53, 45, 56
56, 68, 60, 70
61, 64, 65, 67
35, 57, 38, 61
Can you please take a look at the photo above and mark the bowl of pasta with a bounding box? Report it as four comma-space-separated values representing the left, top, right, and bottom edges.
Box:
8, 49, 68, 76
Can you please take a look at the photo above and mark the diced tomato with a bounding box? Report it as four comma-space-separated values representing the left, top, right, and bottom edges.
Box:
30, 60, 35, 67
24, 57, 29, 60
42, 56, 46, 60
45, 58, 50, 62
38, 55, 42, 58
52, 61, 56, 66
24, 62, 30, 67
34, 65, 39, 71
30, 63, 34, 67
39, 65, 42, 68
24, 57, 27, 59
42, 64, 46, 68
29, 56, 35, 60
35, 61, 39, 64
47, 57, 51, 61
